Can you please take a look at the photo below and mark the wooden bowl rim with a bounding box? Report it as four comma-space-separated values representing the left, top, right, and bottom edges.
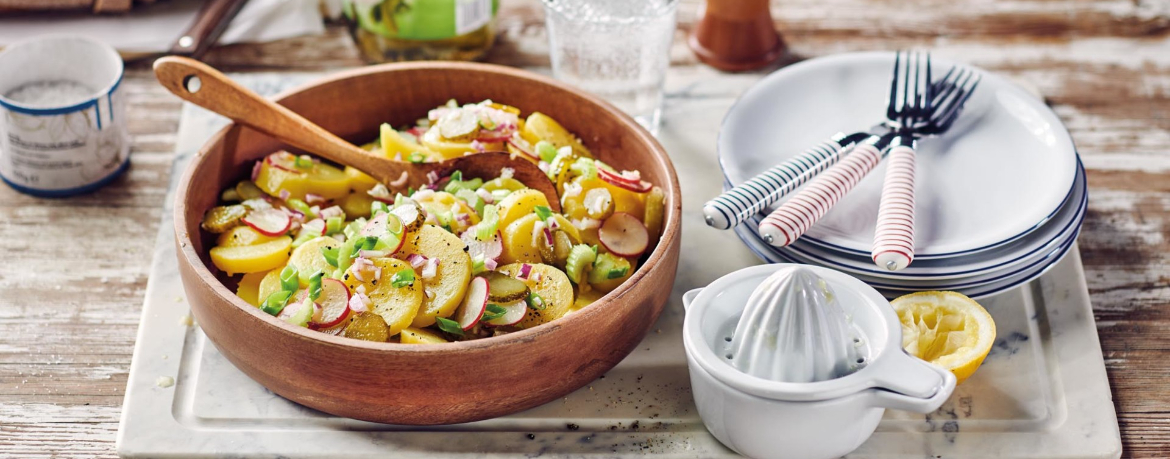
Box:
174, 61, 682, 354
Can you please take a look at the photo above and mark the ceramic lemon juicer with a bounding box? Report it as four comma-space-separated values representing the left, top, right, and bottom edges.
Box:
683, 264, 956, 459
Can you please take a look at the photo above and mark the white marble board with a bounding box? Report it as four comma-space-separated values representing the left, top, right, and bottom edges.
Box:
116, 71, 1122, 458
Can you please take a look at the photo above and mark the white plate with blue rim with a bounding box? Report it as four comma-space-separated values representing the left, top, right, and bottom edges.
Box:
718, 51, 1078, 260
770, 157, 1086, 280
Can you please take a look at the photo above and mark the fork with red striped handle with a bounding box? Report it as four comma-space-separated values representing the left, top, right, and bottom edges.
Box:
758, 53, 980, 256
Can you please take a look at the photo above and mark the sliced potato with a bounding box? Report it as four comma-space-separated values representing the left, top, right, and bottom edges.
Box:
562, 178, 645, 222
500, 213, 544, 265
420, 126, 502, 160
520, 112, 591, 157
381, 124, 442, 161
342, 192, 376, 220
397, 225, 472, 327
237, 270, 270, 307
253, 154, 350, 201
570, 287, 606, 314
288, 237, 340, 285
400, 327, 448, 344
481, 177, 526, 193
209, 236, 292, 275
344, 166, 379, 194
342, 311, 391, 343
498, 263, 575, 329
345, 258, 423, 337
257, 268, 284, 304
497, 189, 550, 229
217, 225, 280, 248
644, 186, 666, 244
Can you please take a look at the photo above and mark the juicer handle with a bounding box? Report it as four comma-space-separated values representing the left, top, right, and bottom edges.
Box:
682, 288, 703, 311
869, 351, 956, 413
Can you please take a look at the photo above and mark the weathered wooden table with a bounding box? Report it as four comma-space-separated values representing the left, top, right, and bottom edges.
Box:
1, 1, 1167, 457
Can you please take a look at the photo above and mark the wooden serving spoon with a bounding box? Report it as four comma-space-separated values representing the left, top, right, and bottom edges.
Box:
153, 56, 560, 211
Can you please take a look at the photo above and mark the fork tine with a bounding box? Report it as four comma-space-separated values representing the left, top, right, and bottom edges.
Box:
933, 73, 982, 130
924, 53, 933, 112
902, 51, 913, 124
930, 65, 956, 102
888, 51, 902, 121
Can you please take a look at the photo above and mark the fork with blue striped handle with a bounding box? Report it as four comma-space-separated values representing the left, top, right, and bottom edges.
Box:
702, 59, 960, 231
758, 53, 980, 255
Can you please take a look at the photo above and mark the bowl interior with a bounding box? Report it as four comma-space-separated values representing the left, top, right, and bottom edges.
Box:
178, 62, 679, 346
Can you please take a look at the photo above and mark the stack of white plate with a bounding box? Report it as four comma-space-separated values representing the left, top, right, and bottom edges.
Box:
718, 52, 1084, 299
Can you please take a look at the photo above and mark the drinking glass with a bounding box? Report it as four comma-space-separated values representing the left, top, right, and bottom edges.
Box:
542, 0, 678, 135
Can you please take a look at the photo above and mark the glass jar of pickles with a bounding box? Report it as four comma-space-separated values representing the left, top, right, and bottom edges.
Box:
342, 0, 499, 63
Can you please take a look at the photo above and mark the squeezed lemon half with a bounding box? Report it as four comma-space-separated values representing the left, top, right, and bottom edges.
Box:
891, 291, 996, 385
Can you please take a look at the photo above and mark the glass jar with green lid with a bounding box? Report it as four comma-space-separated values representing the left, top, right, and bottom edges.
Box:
343, 0, 499, 63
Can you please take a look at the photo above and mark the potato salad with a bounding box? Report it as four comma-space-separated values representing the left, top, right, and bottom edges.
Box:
200, 100, 665, 343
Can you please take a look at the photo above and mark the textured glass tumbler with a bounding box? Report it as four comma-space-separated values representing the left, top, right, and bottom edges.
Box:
542, 0, 678, 136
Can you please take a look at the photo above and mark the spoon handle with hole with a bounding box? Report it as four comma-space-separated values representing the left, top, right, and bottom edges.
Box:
757, 142, 885, 247
871, 141, 917, 271
703, 133, 860, 230
152, 56, 417, 185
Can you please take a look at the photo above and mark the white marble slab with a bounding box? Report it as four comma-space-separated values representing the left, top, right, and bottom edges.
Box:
116, 70, 1121, 458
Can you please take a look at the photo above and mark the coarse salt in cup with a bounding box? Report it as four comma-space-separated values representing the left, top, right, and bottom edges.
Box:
0, 35, 129, 197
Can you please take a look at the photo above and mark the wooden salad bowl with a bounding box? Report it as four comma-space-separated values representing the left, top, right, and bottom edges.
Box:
173, 62, 682, 425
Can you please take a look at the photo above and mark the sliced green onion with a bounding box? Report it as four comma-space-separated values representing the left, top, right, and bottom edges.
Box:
450, 170, 463, 182
334, 238, 357, 279
308, 271, 324, 301
322, 246, 340, 268
279, 265, 299, 292
287, 198, 314, 219
371, 201, 390, 216
435, 317, 464, 335
290, 228, 318, 249
294, 155, 313, 169
608, 266, 630, 279
261, 290, 293, 316
375, 233, 401, 252
477, 205, 499, 241
482, 304, 507, 321
409, 152, 425, 163
536, 141, 558, 163
391, 269, 415, 288
533, 205, 553, 221
526, 292, 546, 310
591, 244, 599, 255
570, 157, 597, 180
471, 255, 486, 275
343, 218, 366, 240
455, 188, 484, 214
325, 216, 345, 235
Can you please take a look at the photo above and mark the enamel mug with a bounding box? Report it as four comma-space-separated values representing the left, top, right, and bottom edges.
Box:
682, 264, 957, 459
0, 36, 129, 197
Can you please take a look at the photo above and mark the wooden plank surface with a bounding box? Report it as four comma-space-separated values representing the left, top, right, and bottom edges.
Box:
1, 0, 1168, 456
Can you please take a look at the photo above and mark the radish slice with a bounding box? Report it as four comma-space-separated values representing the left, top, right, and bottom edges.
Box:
265, 152, 303, 173
455, 277, 489, 330
276, 290, 308, 321
484, 299, 526, 327
506, 137, 538, 159
242, 208, 292, 236
310, 278, 351, 329
302, 219, 326, 236
599, 212, 649, 257
361, 213, 389, 237
598, 168, 652, 193
460, 230, 503, 262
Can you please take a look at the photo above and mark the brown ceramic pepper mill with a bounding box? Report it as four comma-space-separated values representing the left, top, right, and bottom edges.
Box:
689, 0, 785, 72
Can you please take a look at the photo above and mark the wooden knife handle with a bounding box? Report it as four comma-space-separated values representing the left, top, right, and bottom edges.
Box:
169, 0, 249, 58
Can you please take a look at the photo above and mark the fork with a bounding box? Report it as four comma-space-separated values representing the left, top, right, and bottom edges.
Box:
872, 60, 981, 271
703, 62, 956, 231
757, 52, 979, 249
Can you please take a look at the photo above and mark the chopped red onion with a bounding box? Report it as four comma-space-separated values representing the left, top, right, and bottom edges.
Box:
279, 189, 291, 201
359, 250, 388, 259
538, 161, 550, 173
517, 264, 533, 280
484, 258, 498, 271
500, 167, 514, 179
421, 258, 439, 279
426, 171, 439, 184
305, 193, 325, 205
546, 217, 560, 230
407, 253, 428, 268
349, 292, 370, 313
543, 227, 555, 246
320, 206, 344, 220
251, 161, 262, 182
475, 188, 494, 204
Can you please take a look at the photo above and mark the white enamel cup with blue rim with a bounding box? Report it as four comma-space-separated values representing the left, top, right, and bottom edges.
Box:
0, 36, 129, 197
